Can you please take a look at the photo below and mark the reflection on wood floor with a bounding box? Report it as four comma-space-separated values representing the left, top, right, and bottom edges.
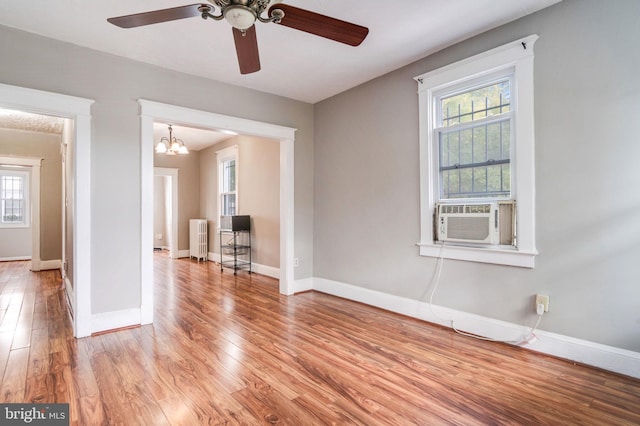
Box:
1, 255, 639, 425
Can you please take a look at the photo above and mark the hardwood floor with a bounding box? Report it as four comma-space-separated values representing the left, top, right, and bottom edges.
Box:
1, 256, 639, 425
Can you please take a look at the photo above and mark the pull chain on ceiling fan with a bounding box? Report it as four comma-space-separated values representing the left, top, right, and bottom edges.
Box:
107, 1, 369, 75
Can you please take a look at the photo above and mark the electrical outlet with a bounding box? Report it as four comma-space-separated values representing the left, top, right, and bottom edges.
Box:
294, 258, 299, 267
535, 294, 549, 313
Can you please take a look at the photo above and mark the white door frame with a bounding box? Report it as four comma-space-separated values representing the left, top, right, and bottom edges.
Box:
139, 100, 296, 325
0, 82, 94, 337
153, 167, 178, 259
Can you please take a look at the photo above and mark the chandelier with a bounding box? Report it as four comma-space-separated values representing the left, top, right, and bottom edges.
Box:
155, 125, 189, 155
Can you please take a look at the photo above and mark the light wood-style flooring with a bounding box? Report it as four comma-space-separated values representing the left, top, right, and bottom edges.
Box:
1, 255, 639, 425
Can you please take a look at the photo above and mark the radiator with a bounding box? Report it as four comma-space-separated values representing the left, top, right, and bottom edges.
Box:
189, 219, 208, 262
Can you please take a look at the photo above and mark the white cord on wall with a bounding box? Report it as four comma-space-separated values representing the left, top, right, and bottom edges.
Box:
423, 241, 543, 345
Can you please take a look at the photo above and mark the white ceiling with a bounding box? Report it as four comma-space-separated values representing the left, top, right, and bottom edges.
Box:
0, 109, 65, 134
0, 0, 561, 104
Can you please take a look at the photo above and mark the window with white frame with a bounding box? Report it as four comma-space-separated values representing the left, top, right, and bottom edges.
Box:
415, 35, 538, 268
0, 168, 29, 227
217, 145, 238, 220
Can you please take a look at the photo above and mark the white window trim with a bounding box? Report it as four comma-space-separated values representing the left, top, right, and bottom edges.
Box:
0, 167, 30, 228
216, 144, 238, 228
415, 34, 538, 268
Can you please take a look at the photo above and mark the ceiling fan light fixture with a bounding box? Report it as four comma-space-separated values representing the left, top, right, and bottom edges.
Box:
224, 5, 256, 30
108, 2, 369, 75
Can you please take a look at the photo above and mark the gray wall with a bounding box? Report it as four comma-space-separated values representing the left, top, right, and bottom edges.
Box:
0, 25, 314, 315
314, 0, 640, 352
0, 128, 62, 261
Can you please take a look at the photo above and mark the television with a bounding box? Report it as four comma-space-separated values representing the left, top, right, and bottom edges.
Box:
220, 215, 250, 231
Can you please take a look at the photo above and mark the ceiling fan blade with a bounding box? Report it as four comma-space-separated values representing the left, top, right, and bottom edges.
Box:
107, 4, 206, 28
268, 4, 368, 46
233, 26, 261, 75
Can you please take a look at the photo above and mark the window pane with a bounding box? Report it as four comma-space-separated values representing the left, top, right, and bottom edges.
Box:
487, 122, 503, 160
460, 129, 473, 165
1, 175, 25, 223
501, 163, 511, 193
487, 164, 503, 193
473, 126, 487, 163
440, 80, 511, 127
222, 159, 236, 193
441, 164, 510, 199
3, 200, 24, 222
440, 132, 460, 167
472, 166, 487, 194
221, 193, 236, 216
438, 117, 511, 199
459, 168, 473, 196
501, 121, 510, 158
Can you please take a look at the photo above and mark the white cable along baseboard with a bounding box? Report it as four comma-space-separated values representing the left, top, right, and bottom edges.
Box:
299, 277, 640, 379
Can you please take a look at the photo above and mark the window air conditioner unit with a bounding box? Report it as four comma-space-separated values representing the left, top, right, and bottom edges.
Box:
435, 201, 515, 246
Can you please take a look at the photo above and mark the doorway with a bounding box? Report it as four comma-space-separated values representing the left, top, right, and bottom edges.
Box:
139, 100, 296, 326
153, 167, 178, 259
0, 82, 94, 337
0, 155, 39, 265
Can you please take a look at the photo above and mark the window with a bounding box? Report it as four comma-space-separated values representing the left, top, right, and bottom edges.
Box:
0, 168, 29, 227
437, 77, 512, 199
217, 145, 238, 220
415, 35, 538, 267
221, 158, 236, 216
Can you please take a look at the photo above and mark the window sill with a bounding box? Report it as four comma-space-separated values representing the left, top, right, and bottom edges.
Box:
0, 224, 29, 229
418, 241, 537, 268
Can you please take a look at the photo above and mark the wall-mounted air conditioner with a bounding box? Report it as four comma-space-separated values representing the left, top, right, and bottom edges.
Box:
435, 201, 515, 246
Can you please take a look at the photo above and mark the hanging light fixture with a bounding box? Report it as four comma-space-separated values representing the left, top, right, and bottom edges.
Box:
155, 124, 189, 155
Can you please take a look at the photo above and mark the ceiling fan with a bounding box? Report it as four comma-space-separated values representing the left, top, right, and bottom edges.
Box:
107, 0, 369, 75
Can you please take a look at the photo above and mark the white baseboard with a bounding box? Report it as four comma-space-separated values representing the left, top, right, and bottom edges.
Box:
40, 259, 61, 270
0, 256, 31, 261
293, 277, 314, 293
208, 252, 280, 279
91, 308, 141, 335
178, 249, 190, 258
252, 263, 279, 279
311, 277, 640, 379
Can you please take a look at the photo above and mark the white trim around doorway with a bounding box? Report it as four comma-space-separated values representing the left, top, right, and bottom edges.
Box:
139, 99, 296, 326
0, 82, 94, 338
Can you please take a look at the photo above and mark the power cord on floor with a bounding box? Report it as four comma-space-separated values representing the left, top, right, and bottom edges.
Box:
422, 242, 543, 345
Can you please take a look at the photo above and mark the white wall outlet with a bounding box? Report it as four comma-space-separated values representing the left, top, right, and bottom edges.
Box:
294, 258, 299, 267
535, 294, 549, 313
